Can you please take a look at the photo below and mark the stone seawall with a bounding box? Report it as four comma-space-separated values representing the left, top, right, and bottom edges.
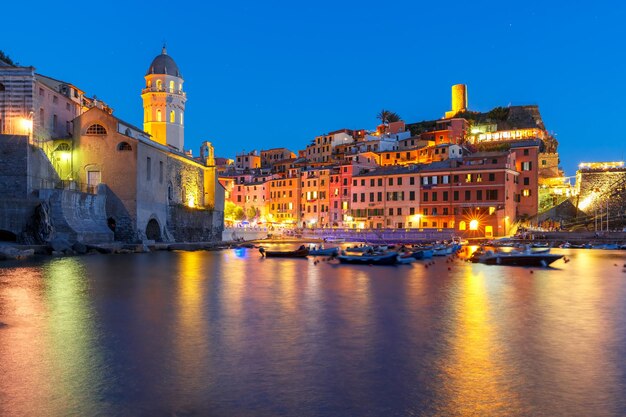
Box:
0, 199, 40, 238
167, 205, 223, 242
0, 135, 29, 198
222, 227, 269, 242
39, 187, 113, 243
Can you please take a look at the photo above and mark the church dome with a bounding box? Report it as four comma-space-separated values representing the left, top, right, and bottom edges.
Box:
146, 47, 181, 77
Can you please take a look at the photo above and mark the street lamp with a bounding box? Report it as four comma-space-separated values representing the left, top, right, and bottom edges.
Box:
20, 117, 33, 143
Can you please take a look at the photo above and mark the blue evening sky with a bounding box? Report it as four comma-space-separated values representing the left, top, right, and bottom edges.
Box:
3, 0, 625, 175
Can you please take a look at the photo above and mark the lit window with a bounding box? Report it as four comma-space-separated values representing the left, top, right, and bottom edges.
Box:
180, 113, 183, 125
156, 109, 162, 122
170, 110, 175, 123
85, 124, 107, 135
169, 80, 175, 92
466, 174, 472, 183
469, 219, 479, 230
156, 80, 163, 90
459, 221, 466, 231
522, 189, 531, 197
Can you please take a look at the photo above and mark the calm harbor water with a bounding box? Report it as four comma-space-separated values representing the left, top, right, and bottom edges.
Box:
1, 245, 626, 417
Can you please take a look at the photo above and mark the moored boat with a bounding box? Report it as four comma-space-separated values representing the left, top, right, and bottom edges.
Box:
308, 246, 340, 256
323, 237, 346, 243
337, 251, 398, 265
344, 245, 374, 253
259, 246, 309, 258
411, 249, 434, 259
396, 253, 416, 264
475, 246, 563, 267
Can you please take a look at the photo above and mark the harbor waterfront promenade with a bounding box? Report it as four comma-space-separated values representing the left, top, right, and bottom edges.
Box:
1, 246, 626, 416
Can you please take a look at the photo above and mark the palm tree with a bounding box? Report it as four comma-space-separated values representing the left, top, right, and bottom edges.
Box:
376, 109, 401, 124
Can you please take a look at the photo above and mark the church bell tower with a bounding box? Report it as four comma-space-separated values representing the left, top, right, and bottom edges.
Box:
141, 46, 186, 151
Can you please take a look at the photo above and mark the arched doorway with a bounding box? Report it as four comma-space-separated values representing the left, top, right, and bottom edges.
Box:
145, 219, 162, 241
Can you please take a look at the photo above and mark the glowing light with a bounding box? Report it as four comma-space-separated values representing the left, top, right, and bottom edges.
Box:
579, 161, 624, 170
60, 152, 71, 161
578, 194, 596, 211
20, 118, 33, 131
469, 219, 479, 230
187, 195, 195, 208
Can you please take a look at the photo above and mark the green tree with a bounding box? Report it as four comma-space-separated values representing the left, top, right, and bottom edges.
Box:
0, 50, 17, 66
376, 109, 401, 124
224, 201, 238, 220
246, 206, 257, 221
233, 206, 245, 221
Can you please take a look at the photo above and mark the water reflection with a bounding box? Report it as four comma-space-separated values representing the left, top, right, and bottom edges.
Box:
1, 249, 626, 416
438, 269, 521, 416
171, 251, 210, 410
0, 265, 51, 417
43, 258, 105, 416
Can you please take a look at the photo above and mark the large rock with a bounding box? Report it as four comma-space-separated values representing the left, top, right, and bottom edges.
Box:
0, 247, 35, 261
50, 237, 72, 252
72, 242, 88, 255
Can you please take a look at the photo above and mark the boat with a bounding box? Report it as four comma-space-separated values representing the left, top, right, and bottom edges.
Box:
337, 251, 398, 265
432, 244, 455, 256
344, 245, 374, 253
592, 243, 619, 250
308, 246, 340, 256
259, 246, 309, 258
323, 237, 346, 243
411, 249, 434, 260
396, 253, 416, 264
474, 246, 563, 267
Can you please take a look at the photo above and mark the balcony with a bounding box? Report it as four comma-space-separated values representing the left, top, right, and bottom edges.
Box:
141, 87, 186, 97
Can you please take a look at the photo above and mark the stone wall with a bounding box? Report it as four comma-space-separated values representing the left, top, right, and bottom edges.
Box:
0, 198, 39, 237
0, 135, 29, 198
167, 155, 205, 207
40, 186, 113, 243
576, 169, 626, 215
167, 205, 223, 242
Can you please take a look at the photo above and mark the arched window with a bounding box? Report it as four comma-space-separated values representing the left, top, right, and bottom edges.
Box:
169, 80, 175, 92
170, 110, 175, 123
459, 221, 466, 231
156, 80, 163, 91
180, 113, 184, 125
156, 109, 162, 122
86, 124, 107, 135
117, 142, 132, 151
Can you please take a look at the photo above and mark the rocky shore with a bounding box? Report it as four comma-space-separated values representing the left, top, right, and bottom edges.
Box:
0, 238, 236, 262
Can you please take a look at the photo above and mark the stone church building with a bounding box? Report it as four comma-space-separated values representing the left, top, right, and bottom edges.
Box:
0, 49, 224, 243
